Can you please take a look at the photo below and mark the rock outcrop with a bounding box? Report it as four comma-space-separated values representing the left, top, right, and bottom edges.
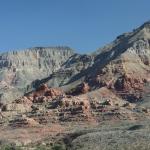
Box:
67, 82, 90, 95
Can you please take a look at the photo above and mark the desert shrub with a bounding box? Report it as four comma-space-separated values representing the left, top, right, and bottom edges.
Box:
34, 145, 48, 150
52, 143, 66, 150
0, 144, 21, 150
33, 143, 66, 150
128, 124, 143, 130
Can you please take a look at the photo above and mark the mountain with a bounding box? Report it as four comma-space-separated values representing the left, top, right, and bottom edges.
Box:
0, 21, 150, 149
1, 21, 150, 103
85, 21, 150, 101
0, 21, 150, 104
0, 46, 74, 103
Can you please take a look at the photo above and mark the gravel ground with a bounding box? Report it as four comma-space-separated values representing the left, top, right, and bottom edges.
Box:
66, 120, 150, 150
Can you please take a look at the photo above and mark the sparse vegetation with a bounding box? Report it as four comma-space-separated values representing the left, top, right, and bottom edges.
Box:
0, 144, 22, 150
51, 143, 66, 150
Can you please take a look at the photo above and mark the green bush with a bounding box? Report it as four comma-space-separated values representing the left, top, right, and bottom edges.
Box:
0, 144, 22, 150
52, 144, 66, 150
34, 145, 47, 150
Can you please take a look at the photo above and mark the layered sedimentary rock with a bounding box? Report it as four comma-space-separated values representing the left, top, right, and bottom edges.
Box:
1, 83, 141, 127
0, 47, 74, 103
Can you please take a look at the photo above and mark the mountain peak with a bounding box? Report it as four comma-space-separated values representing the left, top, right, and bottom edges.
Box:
136, 20, 150, 32
142, 20, 150, 27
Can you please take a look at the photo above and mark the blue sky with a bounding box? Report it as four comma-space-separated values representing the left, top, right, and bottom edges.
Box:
0, 0, 150, 53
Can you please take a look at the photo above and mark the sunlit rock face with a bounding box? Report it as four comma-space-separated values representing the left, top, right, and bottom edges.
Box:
0, 47, 74, 103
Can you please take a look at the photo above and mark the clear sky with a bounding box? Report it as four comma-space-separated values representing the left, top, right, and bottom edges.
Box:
0, 0, 150, 53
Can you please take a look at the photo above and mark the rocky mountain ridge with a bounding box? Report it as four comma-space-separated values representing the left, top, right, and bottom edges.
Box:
0, 21, 150, 104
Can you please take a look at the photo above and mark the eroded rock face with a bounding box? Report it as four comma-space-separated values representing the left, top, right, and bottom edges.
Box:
67, 82, 90, 96
114, 74, 147, 91
80, 82, 90, 94
113, 74, 147, 102
3, 103, 32, 113
19, 84, 65, 103
9, 114, 39, 127
28, 84, 64, 102
0, 47, 74, 103
45, 88, 64, 98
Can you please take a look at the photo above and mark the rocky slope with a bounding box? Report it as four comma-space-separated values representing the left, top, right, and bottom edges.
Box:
59, 21, 150, 101
0, 82, 149, 148
86, 21, 150, 102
